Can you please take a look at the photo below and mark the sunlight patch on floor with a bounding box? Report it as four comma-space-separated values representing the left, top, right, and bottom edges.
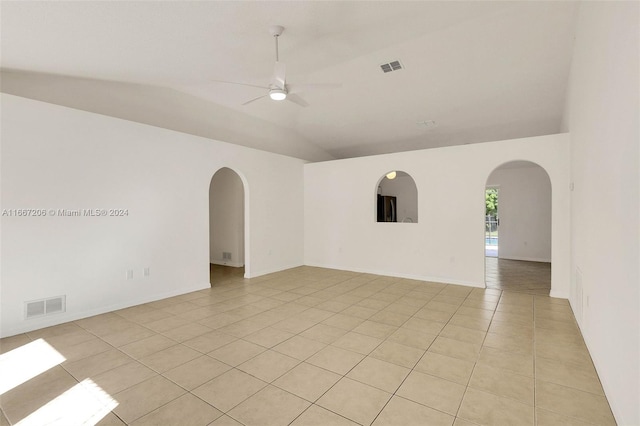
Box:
15, 378, 118, 426
0, 338, 66, 395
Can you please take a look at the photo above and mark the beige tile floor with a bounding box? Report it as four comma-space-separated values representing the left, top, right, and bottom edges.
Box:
485, 258, 551, 296
0, 265, 615, 426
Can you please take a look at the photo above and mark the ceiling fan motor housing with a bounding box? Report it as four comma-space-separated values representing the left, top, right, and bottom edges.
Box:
269, 25, 284, 37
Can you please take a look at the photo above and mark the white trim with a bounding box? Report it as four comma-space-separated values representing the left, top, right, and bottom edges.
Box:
0, 283, 211, 338
246, 263, 305, 279
549, 289, 569, 299
210, 260, 245, 268
498, 256, 551, 263
571, 300, 624, 425
304, 262, 485, 288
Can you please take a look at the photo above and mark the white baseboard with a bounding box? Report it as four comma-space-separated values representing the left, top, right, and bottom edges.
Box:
570, 302, 626, 425
498, 255, 551, 263
246, 262, 304, 279
549, 289, 569, 299
303, 261, 485, 288
0, 282, 211, 338
210, 260, 244, 268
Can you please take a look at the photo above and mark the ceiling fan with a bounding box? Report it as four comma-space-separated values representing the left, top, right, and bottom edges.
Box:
212, 25, 340, 107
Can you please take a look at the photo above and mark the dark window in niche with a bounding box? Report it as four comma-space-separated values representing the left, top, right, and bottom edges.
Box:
376, 171, 418, 223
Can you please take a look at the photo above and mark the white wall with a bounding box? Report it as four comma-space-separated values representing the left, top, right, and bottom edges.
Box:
562, 2, 639, 424
0, 70, 334, 163
0, 94, 305, 337
209, 168, 244, 267
378, 174, 418, 223
486, 164, 552, 262
305, 133, 570, 295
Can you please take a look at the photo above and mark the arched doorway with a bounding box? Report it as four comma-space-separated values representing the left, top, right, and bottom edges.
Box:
209, 168, 246, 284
484, 161, 552, 295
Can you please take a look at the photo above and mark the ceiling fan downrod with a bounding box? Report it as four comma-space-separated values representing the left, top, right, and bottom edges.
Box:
269, 25, 284, 62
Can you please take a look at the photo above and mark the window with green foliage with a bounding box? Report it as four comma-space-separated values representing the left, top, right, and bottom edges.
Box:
486, 188, 498, 217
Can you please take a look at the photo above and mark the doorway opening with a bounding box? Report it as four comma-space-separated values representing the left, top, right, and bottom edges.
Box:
209, 168, 245, 285
484, 161, 552, 295
485, 187, 499, 257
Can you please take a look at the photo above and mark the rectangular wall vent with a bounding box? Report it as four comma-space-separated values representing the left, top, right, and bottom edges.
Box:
25, 296, 66, 319
26, 300, 45, 318
46, 297, 64, 314
223, 252, 232, 261
380, 60, 403, 73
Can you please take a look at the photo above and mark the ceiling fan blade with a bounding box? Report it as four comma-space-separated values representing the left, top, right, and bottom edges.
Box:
242, 94, 269, 105
210, 79, 270, 90
286, 93, 309, 107
271, 61, 286, 89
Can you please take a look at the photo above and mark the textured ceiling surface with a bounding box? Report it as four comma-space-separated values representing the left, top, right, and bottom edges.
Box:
1, 1, 579, 161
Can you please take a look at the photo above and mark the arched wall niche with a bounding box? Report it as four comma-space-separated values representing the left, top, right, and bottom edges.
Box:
375, 170, 418, 223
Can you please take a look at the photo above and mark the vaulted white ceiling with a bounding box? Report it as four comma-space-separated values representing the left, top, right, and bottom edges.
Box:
1, 1, 578, 161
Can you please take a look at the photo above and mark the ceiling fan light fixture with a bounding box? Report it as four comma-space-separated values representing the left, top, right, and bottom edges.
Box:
269, 88, 287, 101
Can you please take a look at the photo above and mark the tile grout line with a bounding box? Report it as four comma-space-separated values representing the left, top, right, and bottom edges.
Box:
451, 286, 499, 422
533, 293, 538, 426
3, 266, 614, 426
368, 283, 486, 425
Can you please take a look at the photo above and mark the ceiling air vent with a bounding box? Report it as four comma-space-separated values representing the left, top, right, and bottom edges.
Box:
380, 60, 403, 73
